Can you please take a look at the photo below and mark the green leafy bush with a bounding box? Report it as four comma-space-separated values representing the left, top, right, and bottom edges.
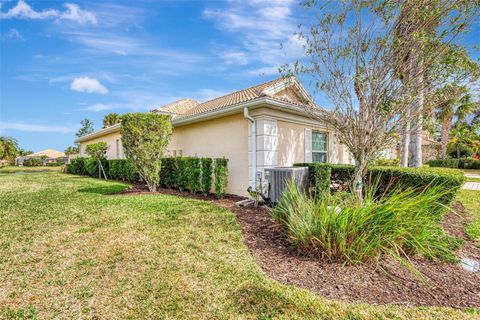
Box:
201, 158, 213, 195
23, 158, 42, 167
459, 158, 480, 169
295, 163, 465, 208
160, 157, 178, 188
185, 157, 201, 193
176, 158, 187, 191
373, 158, 399, 167
427, 159, 459, 168
272, 181, 459, 264
214, 158, 228, 198
66, 157, 87, 175
45, 161, 64, 167
293, 163, 331, 197
107, 159, 138, 182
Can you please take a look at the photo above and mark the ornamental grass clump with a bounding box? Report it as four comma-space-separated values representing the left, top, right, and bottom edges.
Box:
272, 180, 459, 264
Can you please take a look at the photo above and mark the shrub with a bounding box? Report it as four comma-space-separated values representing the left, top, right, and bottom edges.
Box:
373, 158, 399, 167
23, 158, 42, 167
201, 158, 213, 195
459, 158, 480, 169
293, 163, 331, 197
272, 181, 459, 264
67, 157, 87, 175
295, 163, 465, 208
185, 157, 201, 193
121, 113, 172, 192
107, 159, 138, 182
214, 158, 228, 198
160, 157, 178, 188
176, 158, 187, 191
427, 159, 459, 168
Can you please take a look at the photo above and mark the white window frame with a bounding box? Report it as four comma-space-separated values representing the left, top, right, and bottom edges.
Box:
312, 131, 328, 163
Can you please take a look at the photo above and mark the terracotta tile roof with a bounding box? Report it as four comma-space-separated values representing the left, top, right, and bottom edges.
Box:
179, 77, 311, 118
152, 98, 199, 116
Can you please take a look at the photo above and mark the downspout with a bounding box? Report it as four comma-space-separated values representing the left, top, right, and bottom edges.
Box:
244, 107, 256, 188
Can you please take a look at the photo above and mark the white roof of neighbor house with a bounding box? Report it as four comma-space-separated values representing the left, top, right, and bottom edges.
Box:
22, 149, 66, 159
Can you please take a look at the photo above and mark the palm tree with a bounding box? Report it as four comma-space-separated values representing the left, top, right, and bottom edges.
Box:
0, 136, 19, 163
102, 113, 122, 128
448, 123, 476, 158
435, 85, 478, 158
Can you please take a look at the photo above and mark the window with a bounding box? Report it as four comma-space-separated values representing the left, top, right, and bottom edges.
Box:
312, 131, 328, 163
116, 139, 120, 158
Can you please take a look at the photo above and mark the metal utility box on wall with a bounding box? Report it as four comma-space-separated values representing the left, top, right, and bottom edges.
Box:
264, 167, 309, 204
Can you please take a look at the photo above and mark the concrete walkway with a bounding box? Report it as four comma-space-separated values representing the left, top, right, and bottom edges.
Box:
463, 182, 480, 191
463, 173, 480, 190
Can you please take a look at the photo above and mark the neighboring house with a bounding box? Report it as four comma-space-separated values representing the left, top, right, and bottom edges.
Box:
75, 77, 354, 196
16, 149, 67, 166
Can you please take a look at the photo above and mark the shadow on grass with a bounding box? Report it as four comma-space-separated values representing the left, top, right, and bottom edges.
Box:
78, 185, 128, 195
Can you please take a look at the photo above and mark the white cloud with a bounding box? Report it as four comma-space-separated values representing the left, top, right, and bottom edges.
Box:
0, 0, 97, 25
220, 51, 249, 65
0, 121, 75, 133
70, 77, 108, 94
81, 103, 116, 112
2, 28, 23, 40
204, 0, 302, 75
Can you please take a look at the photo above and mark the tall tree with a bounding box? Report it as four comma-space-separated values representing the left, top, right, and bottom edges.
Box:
103, 113, 122, 128
76, 119, 94, 138
286, 0, 479, 198
0, 136, 19, 163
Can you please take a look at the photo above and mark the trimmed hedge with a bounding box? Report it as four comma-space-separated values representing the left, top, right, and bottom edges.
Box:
23, 158, 42, 167
214, 158, 228, 198
294, 163, 465, 208
67, 157, 227, 197
427, 159, 460, 168
427, 158, 480, 169
293, 163, 331, 197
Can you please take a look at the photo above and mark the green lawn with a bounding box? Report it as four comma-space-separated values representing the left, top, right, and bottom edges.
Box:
0, 165, 63, 174
0, 173, 477, 319
457, 189, 480, 246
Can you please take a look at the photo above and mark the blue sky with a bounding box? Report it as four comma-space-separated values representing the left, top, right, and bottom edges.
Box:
0, 0, 478, 152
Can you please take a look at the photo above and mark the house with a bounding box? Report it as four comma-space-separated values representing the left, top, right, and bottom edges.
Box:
75, 77, 353, 196
16, 149, 67, 166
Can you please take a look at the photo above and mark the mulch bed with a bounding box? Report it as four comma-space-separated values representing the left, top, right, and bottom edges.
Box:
113, 186, 480, 308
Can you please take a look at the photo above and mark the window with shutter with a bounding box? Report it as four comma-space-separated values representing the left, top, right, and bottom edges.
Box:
312, 131, 328, 163
305, 128, 312, 162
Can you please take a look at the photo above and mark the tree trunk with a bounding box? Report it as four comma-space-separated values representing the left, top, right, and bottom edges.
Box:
352, 156, 368, 202
408, 61, 424, 168
440, 115, 452, 159
400, 121, 410, 167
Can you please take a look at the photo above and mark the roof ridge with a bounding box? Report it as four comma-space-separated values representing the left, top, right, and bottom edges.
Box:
196, 76, 290, 106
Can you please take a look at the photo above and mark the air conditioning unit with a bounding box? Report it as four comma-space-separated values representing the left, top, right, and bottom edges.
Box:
264, 167, 309, 204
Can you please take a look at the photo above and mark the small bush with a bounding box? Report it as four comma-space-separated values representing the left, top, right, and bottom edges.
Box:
201, 158, 213, 195
45, 161, 64, 167
293, 163, 331, 197
185, 157, 201, 193
23, 158, 42, 167
373, 158, 399, 167
295, 163, 465, 209
427, 159, 459, 168
459, 158, 480, 169
160, 157, 178, 188
176, 158, 187, 191
214, 158, 228, 198
272, 181, 459, 264
67, 158, 87, 175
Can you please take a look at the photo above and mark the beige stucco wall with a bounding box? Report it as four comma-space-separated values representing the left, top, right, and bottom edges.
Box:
172, 113, 249, 196
79, 131, 123, 160
277, 120, 346, 166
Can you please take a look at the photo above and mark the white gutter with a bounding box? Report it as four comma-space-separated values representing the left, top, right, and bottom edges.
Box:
243, 107, 256, 188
